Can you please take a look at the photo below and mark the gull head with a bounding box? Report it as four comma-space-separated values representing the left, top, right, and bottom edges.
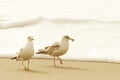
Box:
63, 35, 74, 42
27, 36, 34, 41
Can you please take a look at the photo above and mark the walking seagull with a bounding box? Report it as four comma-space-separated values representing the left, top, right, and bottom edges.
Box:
11, 36, 34, 70
36, 35, 74, 67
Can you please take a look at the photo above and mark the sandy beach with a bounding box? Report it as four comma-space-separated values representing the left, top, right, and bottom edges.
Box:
0, 58, 119, 80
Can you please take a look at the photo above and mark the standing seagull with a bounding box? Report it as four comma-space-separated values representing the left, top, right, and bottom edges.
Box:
36, 35, 74, 67
11, 36, 34, 70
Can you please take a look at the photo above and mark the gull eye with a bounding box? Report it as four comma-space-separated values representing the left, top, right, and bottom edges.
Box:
65, 36, 69, 39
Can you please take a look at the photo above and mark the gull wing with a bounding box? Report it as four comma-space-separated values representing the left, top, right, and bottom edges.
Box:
16, 48, 24, 59
37, 42, 60, 55
46, 42, 60, 55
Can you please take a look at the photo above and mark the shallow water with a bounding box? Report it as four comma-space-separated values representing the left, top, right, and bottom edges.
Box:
0, 20, 120, 63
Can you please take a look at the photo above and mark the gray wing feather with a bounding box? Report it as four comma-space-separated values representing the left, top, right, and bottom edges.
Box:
16, 48, 24, 60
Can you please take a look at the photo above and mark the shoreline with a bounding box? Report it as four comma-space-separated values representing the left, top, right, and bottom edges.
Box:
1, 56, 120, 64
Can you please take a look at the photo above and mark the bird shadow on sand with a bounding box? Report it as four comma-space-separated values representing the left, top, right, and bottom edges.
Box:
20, 69, 48, 74
46, 66, 86, 71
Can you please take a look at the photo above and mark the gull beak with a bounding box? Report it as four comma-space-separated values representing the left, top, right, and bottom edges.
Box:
31, 36, 34, 40
69, 38, 74, 42
30, 38, 34, 41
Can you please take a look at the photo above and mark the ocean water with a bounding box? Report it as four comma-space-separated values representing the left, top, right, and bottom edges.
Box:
0, 0, 120, 63
0, 18, 120, 63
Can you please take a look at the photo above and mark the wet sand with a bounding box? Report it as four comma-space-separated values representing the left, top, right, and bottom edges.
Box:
0, 58, 120, 80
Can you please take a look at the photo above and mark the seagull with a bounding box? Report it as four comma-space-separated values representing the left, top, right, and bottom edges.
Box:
36, 35, 74, 67
11, 36, 34, 70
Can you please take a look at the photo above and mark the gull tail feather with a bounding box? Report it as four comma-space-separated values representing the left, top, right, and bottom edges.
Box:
36, 49, 48, 54
11, 57, 17, 59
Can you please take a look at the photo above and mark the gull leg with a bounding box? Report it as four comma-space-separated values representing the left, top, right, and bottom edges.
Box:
22, 61, 26, 70
57, 56, 63, 64
22, 61, 23, 66
27, 60, 30, 70
54, 57, 56, 67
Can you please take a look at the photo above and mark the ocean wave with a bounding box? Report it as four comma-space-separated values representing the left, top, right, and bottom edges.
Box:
48, 18, 97, 24
1, 16, 120, 29
0, 16, 44, 29
48, 18, 120, 24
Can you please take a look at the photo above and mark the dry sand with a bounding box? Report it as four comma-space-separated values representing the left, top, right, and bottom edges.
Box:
0, 58, 120, 80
